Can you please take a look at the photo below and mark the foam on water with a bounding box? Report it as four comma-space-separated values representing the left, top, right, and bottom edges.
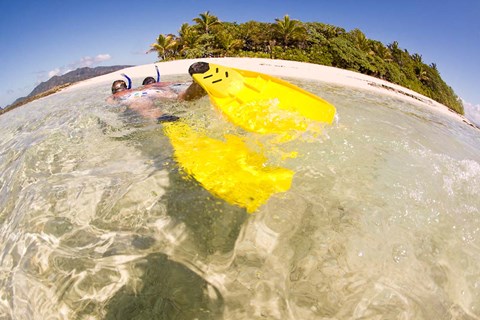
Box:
0, 76, 479, 319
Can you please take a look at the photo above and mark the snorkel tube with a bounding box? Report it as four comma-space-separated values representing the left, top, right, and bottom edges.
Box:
121, 73, 132, 89
155, 65, 161, 82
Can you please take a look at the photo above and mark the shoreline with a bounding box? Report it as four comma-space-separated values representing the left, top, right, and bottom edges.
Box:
42, 58, 479, 129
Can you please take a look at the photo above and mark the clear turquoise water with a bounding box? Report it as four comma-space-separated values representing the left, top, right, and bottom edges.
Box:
0, 76, 479, 319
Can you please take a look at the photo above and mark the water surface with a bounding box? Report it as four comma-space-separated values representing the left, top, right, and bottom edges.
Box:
0, 75, 479, 319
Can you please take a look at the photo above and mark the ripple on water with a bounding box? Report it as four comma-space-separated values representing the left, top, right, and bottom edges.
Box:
0, 77, 479, 319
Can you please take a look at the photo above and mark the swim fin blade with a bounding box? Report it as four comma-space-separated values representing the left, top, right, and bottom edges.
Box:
189, 62, 336, 134
163, 121, 293, 213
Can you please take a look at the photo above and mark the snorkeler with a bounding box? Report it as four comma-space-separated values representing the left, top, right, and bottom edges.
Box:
142, 65, 161, 85
107, 66, 206, 120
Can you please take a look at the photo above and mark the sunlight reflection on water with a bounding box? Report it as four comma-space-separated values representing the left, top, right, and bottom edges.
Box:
0, 75, 479, 319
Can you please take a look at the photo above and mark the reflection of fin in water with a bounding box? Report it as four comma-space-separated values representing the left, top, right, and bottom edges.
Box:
189, 62, 336, 134
104, 253, 224, 319
164, 121, 294, 213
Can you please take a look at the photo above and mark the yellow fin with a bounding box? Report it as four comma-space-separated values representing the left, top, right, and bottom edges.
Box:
190, 62, 336, 134
164, 121, 294, 213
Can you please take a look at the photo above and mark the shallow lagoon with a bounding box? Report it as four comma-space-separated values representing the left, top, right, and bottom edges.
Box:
0, 75, 479, 319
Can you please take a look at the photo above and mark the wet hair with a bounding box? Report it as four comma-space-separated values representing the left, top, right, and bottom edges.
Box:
112, 80, 127, 94
142, 77, 156, 85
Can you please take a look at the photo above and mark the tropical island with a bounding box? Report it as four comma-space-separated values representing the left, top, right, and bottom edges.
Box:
147, 12, 463, 114
2, 12, 463, 117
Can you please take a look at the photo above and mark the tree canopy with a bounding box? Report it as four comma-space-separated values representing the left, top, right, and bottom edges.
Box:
148, 13, 463, 114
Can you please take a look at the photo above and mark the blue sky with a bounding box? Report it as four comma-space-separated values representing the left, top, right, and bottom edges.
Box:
1, 0, 479, 121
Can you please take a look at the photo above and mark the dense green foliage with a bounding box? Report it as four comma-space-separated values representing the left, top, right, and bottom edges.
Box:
148, 12, 463, 114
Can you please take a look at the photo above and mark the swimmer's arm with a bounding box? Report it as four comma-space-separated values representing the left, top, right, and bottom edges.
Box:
106, 96, 116, 104
144, 82, 175, 89
178, 82, 207, 101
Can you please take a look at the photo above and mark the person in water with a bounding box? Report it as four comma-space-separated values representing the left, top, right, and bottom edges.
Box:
107, 67, 206, 120
142, 76, 156, 85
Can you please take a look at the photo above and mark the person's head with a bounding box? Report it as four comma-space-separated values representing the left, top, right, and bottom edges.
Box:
111, 80, 128, 94
142, 77, 156, 85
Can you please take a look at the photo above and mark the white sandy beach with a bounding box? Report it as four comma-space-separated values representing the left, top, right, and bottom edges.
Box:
70, 57, 473, 126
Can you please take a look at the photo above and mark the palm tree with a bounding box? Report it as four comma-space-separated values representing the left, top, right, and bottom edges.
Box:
321, 24, 345, 39
372, 41, 392, 61
411, 53, 423, 64
147, 34, 178, 60
388, 41, 400, 51
415, 64, 430, 83
350, 29, 371, 53
273, 15, 305, 47
216, 31, 243, 54
388, 41, 405, 65
177, 23, 198, 56
192, 11, 221, 34
410, 53, 429, 82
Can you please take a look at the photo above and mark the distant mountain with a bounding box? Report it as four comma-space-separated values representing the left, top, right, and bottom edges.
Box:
7, 65, 132, 108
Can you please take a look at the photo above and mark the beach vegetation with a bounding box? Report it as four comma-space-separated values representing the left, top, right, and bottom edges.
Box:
273, 15, 306, 48
148, 34, 179, 61
192, 11, 221, 35
149, 13, 464, 114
